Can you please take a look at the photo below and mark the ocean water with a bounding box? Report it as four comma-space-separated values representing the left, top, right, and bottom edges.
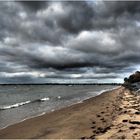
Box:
0, 85, 118, 129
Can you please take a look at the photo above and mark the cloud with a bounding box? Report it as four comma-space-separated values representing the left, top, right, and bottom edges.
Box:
55, 1, 94, 33
104, 1, 140, 17
19, 1, 48, 12
0, 1, 140, 83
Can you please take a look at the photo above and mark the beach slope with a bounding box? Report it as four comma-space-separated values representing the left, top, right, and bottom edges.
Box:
0, 86, 134, 139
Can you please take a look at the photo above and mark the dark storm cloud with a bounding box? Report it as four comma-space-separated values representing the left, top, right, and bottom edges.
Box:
56, 1, 94, 33
89, 1, 140, 30
19, 1, 48, 12
0, 1, 140, 83
104, 1, 140, 17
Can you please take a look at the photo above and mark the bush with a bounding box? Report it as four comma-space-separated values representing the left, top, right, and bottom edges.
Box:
127, 71, 140, 83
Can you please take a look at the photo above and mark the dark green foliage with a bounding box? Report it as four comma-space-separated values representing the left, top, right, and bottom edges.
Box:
124, 77, 128, 82
124, 71, 140, 83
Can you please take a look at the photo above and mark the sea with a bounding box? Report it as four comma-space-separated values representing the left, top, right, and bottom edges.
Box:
0, 84, 118, 129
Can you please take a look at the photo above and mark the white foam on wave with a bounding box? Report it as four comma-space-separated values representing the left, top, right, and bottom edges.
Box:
40, 97, 50, 101
0, 97, 51, 110
51, 109, 55, 112
38, 112, 46, 116
68, 85, 72, 87
0, 100, 31, 110
96, 86, 121, 96
57, 96, 61, 99
87, 86, 120, 97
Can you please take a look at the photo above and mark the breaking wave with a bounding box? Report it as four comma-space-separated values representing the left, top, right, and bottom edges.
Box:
0, 97, 51, 110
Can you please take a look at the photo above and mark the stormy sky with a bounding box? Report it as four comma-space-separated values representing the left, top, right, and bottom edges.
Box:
0, 1, 140, 83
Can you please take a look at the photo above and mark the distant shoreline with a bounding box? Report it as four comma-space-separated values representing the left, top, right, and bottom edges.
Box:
0, 83, 122, 85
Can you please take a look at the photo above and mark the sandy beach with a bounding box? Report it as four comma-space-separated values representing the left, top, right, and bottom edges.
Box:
0, 86, 139, 139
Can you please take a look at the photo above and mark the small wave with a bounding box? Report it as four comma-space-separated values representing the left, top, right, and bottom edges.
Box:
68, 85, 72, 87
0, 97, 51, 110
40, 97, 50, 101
57, 96, 61, 99
0, 100, 31, 110
96, 86, 120, 96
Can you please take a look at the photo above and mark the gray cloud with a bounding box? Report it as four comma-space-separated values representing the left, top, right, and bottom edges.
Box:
104, 1, 140, 17
0, 1, 140, 83
56, 1, 94, 33
19, 1, 48, 12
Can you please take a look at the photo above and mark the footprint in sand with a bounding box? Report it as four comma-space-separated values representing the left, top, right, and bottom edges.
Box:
129, 126, 136, 129
100, 118, 105, 121
117, 135, 126, 139
129, 121, 140, 125
81, 136, 88, 139
135, 111, 140, 115
91, 126, 96, 129
103, 120, 106, 122
123, 110, 127, 113
97, 126, 111, 133
96, 114, 101, 117
118, 129, 122, 133
122, 119, 128, 123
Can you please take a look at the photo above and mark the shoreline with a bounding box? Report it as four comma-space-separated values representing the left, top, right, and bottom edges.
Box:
0, 86, 125, 139
0, 86, 119, 130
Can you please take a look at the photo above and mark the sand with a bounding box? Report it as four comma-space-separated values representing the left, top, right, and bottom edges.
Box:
96, 88, 140, 139
0, 86, 138, 139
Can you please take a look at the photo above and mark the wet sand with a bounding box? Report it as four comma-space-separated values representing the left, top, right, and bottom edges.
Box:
0, 86, 133, 139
